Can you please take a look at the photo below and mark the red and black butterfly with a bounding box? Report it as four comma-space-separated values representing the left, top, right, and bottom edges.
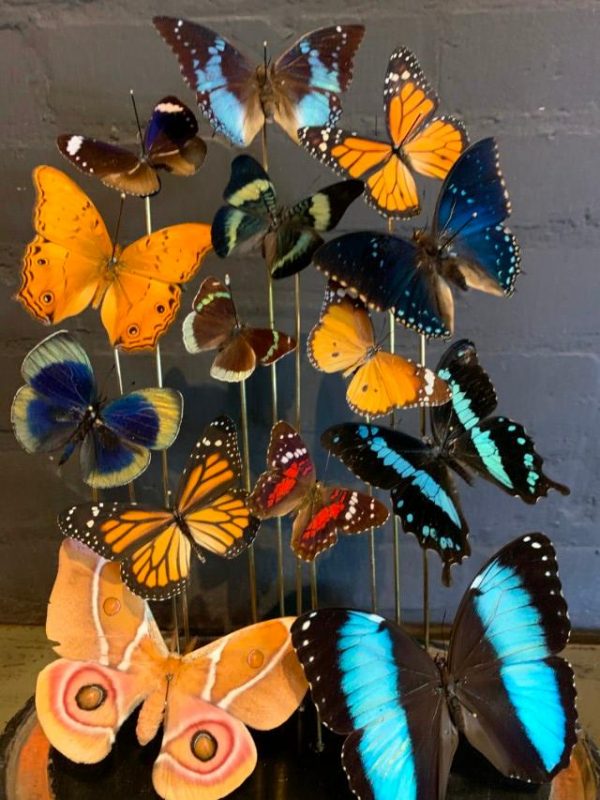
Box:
57, 96, 206, 196
182, 276, 296, 382
249, 421, 389, 561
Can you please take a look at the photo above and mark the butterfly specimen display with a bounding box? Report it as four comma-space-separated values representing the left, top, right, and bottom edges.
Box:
11, 331, 183, 489
153, 19, 365, 147
18, 166, 212, 351
313, 137, 520, 338
182, 275, 296, 382
249, 421, 388, 561
57, 416, 260, 600
57, 95, 207, 197
292, 533, 578, 800
322, 339, 569, 582
308, 281, 451, 418
36, 538, 307, 800
299, 47, 467, 218
211, 155, 364, 279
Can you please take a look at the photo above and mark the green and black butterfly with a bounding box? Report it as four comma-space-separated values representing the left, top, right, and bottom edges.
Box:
211, 155, 364, 279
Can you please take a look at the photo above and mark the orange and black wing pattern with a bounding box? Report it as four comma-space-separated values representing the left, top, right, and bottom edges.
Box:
299, 47, 467, 218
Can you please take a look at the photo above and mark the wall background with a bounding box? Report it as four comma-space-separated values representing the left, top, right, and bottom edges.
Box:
1, 0, 598, 630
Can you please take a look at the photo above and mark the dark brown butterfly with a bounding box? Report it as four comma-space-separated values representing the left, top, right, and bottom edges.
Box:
153, 19, 365, 147
182, 276, 296, 382
57, 96, 207, 196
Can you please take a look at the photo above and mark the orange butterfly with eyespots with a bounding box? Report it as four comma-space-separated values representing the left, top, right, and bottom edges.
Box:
18, 166, 212, 351
299, 47, 468, 218
58, 416, 260, 600
36, 538, 307, 800
308, 283, 450, 418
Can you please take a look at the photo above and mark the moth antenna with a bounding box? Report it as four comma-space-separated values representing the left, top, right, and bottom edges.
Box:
129, 88, 146, 155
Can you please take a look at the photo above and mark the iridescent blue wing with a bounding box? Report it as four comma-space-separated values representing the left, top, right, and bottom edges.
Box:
313, 232, 450, 339
271, 25, 365, 140
448, 533, 578, 782
292, 610, 457, 800
211, 155, 275, 257
268, 179, 363, 279
434, 340, 570, 503
321, 423, 470, 582
101, 388, 183, 450
144, 95, 206, 176
153, 18, 263, 147
433, 137, 521, 296
11, 331, 95, 455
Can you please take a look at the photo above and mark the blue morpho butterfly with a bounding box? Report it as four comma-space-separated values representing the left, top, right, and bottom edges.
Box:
153, 18, 365, 148
312, 137, 521, 338
10, 331, 183, 489
212, 154, 364, 279
321, 339, 569, 583
292, 533, 578, 800
57, 96, 206, 196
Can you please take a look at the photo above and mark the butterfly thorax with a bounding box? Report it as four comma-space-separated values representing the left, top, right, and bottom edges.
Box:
413, 229, 469, 290
255, 64, 278, 120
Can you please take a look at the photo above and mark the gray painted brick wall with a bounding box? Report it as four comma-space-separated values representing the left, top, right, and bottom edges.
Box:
1, 0, 598, 630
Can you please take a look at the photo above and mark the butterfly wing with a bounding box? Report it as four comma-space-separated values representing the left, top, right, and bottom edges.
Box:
103, 222, 212, 351
321, 423, 470, 582
292, 485, 389, 561
308, 294, 374, 376
292, 610, 457, 800
448, 533, 578, 782
313, 231, 450, 339
145, 95, 207, 176
19, 166, 111, 325
433, 138, 520, 296
11, 330, 94, 454
57, 134, 159, 196
241, 327, 296, 366
102, 387, 183, 450
153, 18, 263, 147
211, 155, 275, 258
249, 421, 316, 518
182, 275, 236, 355
271, 25, 364, 140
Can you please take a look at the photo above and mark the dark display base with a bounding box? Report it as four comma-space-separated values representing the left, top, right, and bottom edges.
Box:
1, 698, 556, 800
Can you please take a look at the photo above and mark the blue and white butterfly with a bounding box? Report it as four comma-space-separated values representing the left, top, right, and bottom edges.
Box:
292, 533, 578, 800
321, 339, 569, 583
153, 19, 364, 147
11, 331, 183, 488
313, 137, 521, 338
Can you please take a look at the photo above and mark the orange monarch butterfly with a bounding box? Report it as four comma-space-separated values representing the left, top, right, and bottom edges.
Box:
57, 416, 260, 600
299, 47, 468, 218
308, 283, 451, 418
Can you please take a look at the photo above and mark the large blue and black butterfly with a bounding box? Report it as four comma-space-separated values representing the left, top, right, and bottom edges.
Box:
321, 339, 569, 582
212, 155, 364, 279
57, 96, 206, 197
292, 533, 578, 800
153, 19, 365, 147
313, 137, 521, 338
11, 331, 183, 488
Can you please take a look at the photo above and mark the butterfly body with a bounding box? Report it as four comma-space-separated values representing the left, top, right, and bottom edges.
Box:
153, 19, 364, 147
57, 96, 206, 197
292, 534, 577, 800
58, 416, 259, 599
37, 539, 307, 800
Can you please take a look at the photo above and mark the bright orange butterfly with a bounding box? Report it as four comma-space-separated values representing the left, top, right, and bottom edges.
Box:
299, 47, 468, 218
18, 166, 212, 351
308, 284, 450, 418
57, 416, 260, 600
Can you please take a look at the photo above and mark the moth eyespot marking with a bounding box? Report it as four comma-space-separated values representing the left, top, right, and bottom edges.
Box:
247, 648, 264, 669
41, 291, 54, 304
103, 596, 121, 616
75, 683, 107, 711
191, 730, 218, 762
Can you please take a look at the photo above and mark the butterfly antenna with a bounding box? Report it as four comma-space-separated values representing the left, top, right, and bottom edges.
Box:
224, 274, 242, 328
110, 194, 126, 261
263, 40, 269, 69
442, 210, 478, 250
129, 89, 146, 156
98, 360, 118, 401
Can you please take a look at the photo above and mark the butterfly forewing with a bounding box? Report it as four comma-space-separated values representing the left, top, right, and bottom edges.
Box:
292, 610, 456, 800
182, 276, 237, 353
448, 533, 577, 782
249, 421, 315, 519
144, 95, 206, 175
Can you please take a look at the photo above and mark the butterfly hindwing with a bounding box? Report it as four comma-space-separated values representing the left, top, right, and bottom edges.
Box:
144, 95, 207, 176
182, 276, 237, 354
448, 533, 577, 782
292, 610, 455, 800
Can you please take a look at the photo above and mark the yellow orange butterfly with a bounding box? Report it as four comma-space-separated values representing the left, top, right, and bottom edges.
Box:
18, 166, 212, 351
299, 47, 468, 218
57, 416, 260, 600
308, 284, 450, 418
36, 538, 307, 800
